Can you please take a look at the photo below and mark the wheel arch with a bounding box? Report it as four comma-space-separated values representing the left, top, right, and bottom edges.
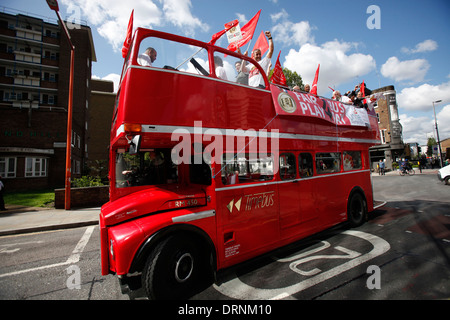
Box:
129, 224, 217, 275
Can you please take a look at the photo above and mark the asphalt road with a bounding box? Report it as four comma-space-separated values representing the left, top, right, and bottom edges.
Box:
0, 172, 449, 302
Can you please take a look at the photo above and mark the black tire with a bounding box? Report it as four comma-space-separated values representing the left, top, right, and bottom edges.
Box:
444, 176, 449, 185
141, 235, 204, 300
347, 192, 367, 227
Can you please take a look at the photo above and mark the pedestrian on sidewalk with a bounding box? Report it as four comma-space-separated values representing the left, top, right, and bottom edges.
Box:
379, 159, 385, 175
0, 176, 6, 211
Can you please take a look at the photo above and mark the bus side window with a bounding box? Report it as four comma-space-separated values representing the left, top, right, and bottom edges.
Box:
343, 151, 362, 171
299, 153, 314, 177
316, 152, 341, 174
279, 153, 296, 180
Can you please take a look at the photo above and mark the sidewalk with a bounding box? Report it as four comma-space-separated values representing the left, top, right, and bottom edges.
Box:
0, 205, 100, 236
371, 168, 439, 176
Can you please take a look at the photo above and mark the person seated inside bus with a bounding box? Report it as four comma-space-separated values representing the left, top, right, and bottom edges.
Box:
116, 149, 177, 187
142, 151, 167, 184
137, 47, 157, 67
227, 171, 239, 184
214, 56, 228, 80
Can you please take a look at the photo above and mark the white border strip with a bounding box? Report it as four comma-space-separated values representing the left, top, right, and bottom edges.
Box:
215, 169, 371, 192
117, 124, 380, 145
172, 210, 216, 223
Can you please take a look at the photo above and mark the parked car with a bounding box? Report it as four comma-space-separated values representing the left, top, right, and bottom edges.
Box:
437, 164, 450, 185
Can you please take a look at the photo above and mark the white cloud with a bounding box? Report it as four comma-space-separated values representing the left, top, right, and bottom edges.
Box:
271, 9, 315, 47
401, 105, 450, 145
397, 81, 450, 111
400, 113, 433, 144
380, 57, 429, 83
436, 105, 450, 140
284, 40, 376, 95
235, 13, 248, 25
61, 0, 207, 51
160, 0, 209, 37
401, 39, 438, 54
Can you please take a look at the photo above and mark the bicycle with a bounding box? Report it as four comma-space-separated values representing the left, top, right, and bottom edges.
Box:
399, 168, 415, 176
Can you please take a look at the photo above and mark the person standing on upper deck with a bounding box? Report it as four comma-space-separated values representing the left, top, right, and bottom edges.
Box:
248, 31, 274, 88
138, 47, 157, 67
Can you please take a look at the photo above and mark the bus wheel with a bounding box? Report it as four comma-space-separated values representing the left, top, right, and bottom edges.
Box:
347, 193, 367, 227
142, 235, 202, 300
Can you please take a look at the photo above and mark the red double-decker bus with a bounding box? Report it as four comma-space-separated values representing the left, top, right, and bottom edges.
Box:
99, 28, 381, 299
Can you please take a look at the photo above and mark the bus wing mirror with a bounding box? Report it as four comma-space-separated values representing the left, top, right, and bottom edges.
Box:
128, 135, 141, 155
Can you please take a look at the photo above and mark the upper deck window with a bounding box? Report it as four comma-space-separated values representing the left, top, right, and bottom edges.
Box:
135, 34, 267, 89
137, 36, 210, 76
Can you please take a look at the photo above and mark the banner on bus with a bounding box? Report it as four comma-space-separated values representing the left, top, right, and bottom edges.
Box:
270, 85, 372, 127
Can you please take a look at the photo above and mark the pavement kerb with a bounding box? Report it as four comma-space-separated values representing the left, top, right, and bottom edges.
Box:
0, 205, 100, 237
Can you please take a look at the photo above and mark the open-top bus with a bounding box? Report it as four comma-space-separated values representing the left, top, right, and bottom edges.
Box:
99, 27, 381, 299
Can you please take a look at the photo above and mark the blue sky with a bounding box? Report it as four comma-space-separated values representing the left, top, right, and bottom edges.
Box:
3, 0, 450, 145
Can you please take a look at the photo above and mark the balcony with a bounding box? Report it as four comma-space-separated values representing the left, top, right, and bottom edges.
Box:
15, 27, 42, 42
12, 100, 39, 109
14, 50, 41, 64
13, 74, 40, 87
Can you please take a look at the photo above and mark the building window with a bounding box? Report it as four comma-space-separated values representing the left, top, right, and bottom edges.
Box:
0, 157, 17, 178
25, 157, 48, 177
380, 129, 387, 144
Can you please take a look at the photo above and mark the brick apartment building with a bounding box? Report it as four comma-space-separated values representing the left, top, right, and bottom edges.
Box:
369, 85, 405, 170
0, 9, 114, 191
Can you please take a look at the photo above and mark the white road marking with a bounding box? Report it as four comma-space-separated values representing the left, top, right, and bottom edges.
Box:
0, 226, 95, 278
214, 230, 390, 300
0, 241, 45, 254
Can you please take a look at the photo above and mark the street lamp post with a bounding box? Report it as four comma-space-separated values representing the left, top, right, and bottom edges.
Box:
432, 99, 443, 168
46, 0, 75, 210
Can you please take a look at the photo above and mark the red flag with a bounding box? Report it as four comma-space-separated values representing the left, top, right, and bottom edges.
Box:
209, 19, 239, 45
360, 80, 368, 105
270, 51, 286, 86
122, 10, 134, 58
227, 10, 261, 52
252, 31, 269, 56
310, 64, 320, 95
